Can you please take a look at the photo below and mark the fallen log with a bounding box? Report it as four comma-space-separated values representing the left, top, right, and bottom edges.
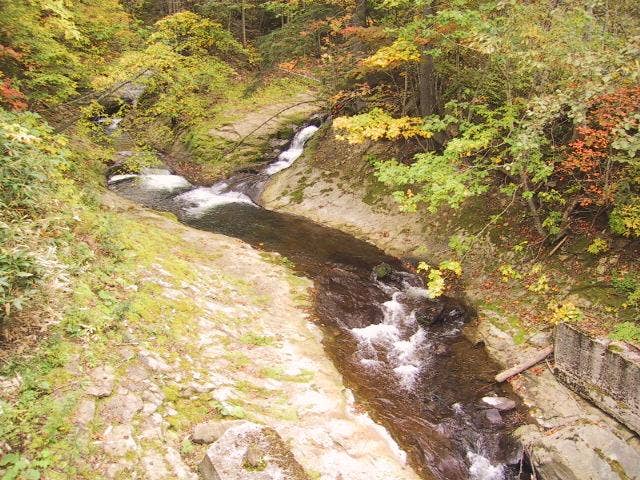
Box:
495, 346, 554, 382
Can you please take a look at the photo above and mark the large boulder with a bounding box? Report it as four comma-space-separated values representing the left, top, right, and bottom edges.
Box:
516, 423, 640, 480
199, 422, 309, 480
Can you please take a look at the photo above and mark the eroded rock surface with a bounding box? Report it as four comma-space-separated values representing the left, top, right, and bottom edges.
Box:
45, 192, 419, 480
86, 365, 116, 398
199, 422, 308, 480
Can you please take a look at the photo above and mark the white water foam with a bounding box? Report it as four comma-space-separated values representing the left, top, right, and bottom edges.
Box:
467, 452, 506, 480
98, 117, 123, 134
351, 289, 427, 390
108, 171, 191, 191
107, 174, 138, 184
175, 183, 255, 217
140, 167, 172, 175
140, 174, 192, 190
264, 125, 319, 175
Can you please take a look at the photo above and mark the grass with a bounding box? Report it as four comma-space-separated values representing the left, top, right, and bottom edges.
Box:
610, 321, 640, 345
259, 366, 314, 383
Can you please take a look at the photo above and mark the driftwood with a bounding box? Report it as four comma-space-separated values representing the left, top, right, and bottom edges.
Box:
495, 346, 554, 382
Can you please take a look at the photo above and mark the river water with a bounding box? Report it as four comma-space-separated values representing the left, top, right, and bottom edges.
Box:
108, 123, 525, 480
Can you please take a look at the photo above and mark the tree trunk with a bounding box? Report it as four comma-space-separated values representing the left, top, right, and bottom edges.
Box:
495, 346, 554, 382
418, 2, 438, 117
241, 0, 247, 47
353, 0, 368, 27
520, 170, 547, 238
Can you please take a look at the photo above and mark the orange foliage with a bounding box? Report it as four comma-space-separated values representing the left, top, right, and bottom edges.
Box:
0, 44, 22, 62
0, 77, 27, 111
0, 44, 27, 111
560, 86, 640, 207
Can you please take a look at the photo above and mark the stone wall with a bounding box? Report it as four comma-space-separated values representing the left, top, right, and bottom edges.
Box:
554, 322, 640, 435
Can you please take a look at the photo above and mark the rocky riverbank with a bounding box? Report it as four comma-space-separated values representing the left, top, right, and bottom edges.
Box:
261, 126, 640, 480
0, 191, 417, 479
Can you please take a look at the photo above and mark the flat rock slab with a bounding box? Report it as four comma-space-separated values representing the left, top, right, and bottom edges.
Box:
554, 322, 640, 435
517, 422, 640, 480
102, 391, 143, 423
208, 92, 319, 142
74, 398, 96, 428
86, 365, 116, 398
199, 421, 308, 480
102, 425, 139, 457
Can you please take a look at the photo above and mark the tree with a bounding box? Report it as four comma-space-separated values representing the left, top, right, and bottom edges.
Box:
332, 0, 640, 239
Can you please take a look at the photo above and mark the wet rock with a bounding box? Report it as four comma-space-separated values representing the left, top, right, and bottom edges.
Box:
199, 421, 308, 480
86, 365, 116, 398
415, 300, 466, 327
481, 396, 516, 411
484, 409, 503, 426
433, 343, 451, 356
373, 263, 393, 279
414, 303, 442, 327
102, 425, 138, 457
192, 420, 243, 445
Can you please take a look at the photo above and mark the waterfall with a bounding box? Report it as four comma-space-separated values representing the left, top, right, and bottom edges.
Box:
264, 125, 319, 175
108, 123, 319, 217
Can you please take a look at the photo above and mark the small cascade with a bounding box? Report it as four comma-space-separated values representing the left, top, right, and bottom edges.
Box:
175, 183, 255, 217
351, 287, 429, 391
97, 116, 123, 134
264, 125, 319, 175
109, 122, 319, 216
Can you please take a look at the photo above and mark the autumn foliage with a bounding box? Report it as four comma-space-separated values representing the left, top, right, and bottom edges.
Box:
561, 86, 640, 208
0, 78, 27, 112
0, 45, 27, 111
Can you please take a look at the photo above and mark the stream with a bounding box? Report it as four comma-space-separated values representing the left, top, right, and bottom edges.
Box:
108, 122, 525, 480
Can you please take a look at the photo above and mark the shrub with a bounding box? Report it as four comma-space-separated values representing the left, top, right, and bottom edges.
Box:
548, 301, 584, 324
610, 196, 640, 238
610, 322, 640, 345
0, 108, 71, 321
0, 109, 69, 218
587, 238, 609, 255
